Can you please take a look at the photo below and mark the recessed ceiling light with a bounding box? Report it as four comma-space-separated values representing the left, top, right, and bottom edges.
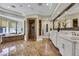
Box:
11, 5, 16, 8
20, 5, 23, 7
38, 3, 43, 6
27, 5, 31, 7
46, 3, 49, 6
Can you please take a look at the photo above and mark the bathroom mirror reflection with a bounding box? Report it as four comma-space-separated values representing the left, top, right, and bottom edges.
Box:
53, 18, 79, 30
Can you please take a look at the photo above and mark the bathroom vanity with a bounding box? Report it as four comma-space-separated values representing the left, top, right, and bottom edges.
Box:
50, 31, 79, 56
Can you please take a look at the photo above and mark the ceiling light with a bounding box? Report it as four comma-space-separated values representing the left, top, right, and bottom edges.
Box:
27, 5, 31, 7
46, 3, 49, 6
11, 5, 16, 8
20, 5, 23, 7
38, 3, 43, 6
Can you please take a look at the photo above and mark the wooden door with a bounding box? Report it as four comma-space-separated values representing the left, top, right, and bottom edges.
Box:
39, 20, 41, 36
28, 19, 36, 41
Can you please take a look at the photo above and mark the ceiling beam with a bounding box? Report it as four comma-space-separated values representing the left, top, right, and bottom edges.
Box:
53, 3, 75, 21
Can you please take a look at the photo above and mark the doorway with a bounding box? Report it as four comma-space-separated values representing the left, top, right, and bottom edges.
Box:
39, 20, 42, 36
27, 18, 36, 41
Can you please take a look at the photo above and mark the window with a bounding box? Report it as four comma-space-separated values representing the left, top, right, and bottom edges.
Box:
0, 27, 3, 33
0, 19, 7, 34
9, 21, 17, 34
0, 16, 25, 35
0, 17, 17, 34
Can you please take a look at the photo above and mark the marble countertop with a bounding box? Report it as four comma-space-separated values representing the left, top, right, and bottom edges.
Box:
59, 35, 79, 43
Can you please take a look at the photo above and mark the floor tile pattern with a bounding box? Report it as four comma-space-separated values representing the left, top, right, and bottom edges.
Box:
0, 39, 61, 56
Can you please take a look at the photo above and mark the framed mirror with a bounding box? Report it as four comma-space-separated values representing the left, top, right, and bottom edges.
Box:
53, 18, 79, 31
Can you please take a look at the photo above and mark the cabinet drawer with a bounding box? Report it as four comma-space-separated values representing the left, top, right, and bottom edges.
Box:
76, 43, 79, 56
58, 37, 73, 56
76, 48, 79, 56
76, 43, 79, 49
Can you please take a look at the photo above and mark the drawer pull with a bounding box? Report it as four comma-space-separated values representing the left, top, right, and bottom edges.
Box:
62, 44, 65, 49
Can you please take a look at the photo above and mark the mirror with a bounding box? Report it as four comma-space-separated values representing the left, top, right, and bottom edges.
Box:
53, 18, 79, 30
73, 18, 78, 28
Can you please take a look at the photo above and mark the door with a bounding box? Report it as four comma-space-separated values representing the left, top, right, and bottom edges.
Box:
39, 20, 41, 36
27, 19, 36, 41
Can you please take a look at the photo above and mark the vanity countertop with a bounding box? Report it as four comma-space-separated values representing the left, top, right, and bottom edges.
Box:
59, 35, 79, 43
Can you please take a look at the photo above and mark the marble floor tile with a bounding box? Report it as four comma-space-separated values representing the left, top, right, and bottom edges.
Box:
0, 39, 61, 56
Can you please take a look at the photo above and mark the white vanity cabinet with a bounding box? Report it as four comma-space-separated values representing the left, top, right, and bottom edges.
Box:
56, 35, 61, 49
76, 43, 79, 56
50, 31, 57, 47
51, 31, 79, 56
58, 36, 76, 56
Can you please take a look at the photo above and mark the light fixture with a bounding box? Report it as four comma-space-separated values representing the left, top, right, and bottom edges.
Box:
27, 5, 31, 7
38, 3, 43, 6
11, 5, 16, 8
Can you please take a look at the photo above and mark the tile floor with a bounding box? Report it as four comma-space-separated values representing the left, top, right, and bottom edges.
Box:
0, 39, 61, 56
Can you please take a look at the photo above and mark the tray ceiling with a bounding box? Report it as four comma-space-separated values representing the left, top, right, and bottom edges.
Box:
0, 3, 76, 21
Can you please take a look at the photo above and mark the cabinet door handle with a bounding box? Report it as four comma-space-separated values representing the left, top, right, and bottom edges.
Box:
62, 44, 65, 49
